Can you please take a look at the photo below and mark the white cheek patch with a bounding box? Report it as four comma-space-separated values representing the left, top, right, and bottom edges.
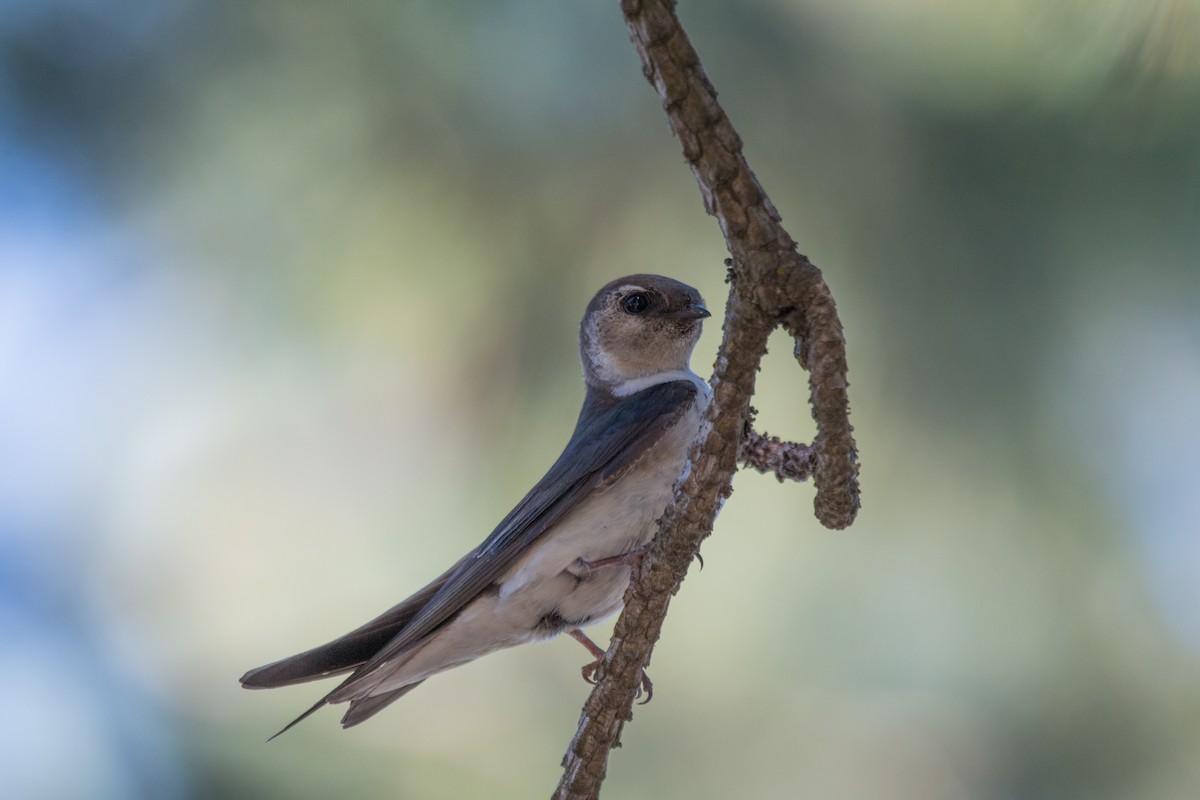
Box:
587, 340, 625, 386
583, 313, 625, 386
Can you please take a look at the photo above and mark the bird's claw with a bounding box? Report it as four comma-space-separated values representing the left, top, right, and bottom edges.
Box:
635, 670, 654, 704
581, 658, 603, 686
580, 658, 653, 703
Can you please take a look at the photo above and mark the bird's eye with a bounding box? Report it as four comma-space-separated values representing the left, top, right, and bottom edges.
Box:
622, 292, 651, 314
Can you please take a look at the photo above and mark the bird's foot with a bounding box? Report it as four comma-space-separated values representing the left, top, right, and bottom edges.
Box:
568, 628, 654, 703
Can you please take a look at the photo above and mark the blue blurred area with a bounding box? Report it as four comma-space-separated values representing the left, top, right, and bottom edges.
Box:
0, 552, 188, 799
0, 147, 189, 795
2, 1, 1198, 798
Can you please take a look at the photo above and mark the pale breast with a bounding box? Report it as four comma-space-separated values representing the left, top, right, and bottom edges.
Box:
495, 389, 708, 627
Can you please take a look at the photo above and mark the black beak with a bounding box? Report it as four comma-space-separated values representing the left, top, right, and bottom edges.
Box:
669, 303, 711, 320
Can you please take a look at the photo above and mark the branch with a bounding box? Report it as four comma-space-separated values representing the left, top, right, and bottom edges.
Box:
739, 427, 816, 484
554, 2, 859, 797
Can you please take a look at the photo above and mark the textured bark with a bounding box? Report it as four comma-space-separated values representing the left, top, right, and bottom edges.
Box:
553, 2, 859, 797
739, 428, 817, 484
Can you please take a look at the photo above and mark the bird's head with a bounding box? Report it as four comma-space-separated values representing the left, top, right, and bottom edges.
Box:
579, 274, 710, 393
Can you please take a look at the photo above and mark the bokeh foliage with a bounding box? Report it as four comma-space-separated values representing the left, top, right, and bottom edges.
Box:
1, 1, 1198, 798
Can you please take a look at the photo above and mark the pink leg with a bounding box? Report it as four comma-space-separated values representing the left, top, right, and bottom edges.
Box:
572, 543, 651, 586
567, 628, 654, 704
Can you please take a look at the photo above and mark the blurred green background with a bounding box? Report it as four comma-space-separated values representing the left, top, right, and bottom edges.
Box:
2, 1, 1198, 798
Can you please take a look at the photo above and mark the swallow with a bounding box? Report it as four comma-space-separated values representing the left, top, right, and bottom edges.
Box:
240, 274, 711, 735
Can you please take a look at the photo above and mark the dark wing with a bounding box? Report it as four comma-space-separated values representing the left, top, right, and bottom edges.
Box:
239, 555, 468, 689
245, 378, 699, 734
331, 379, 700, 688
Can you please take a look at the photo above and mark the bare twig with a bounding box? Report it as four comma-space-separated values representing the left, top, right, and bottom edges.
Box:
553, 2, 859, 797
739, 428, 817, 483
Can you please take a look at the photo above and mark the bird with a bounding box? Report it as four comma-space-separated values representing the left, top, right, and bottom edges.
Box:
240, 274, 711, 736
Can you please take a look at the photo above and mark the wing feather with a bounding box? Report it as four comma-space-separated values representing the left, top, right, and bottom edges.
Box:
245, 378, 701, 730
334, 380, 700, 691
239, 555, 468, 689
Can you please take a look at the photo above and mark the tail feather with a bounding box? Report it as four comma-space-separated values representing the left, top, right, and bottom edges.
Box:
266, 694, 331, 742
242, 557, 471, 737
262, 660, 427, 740
241, 556, 467, 690
340, 682, 426, 728
240, 625, 401, 689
